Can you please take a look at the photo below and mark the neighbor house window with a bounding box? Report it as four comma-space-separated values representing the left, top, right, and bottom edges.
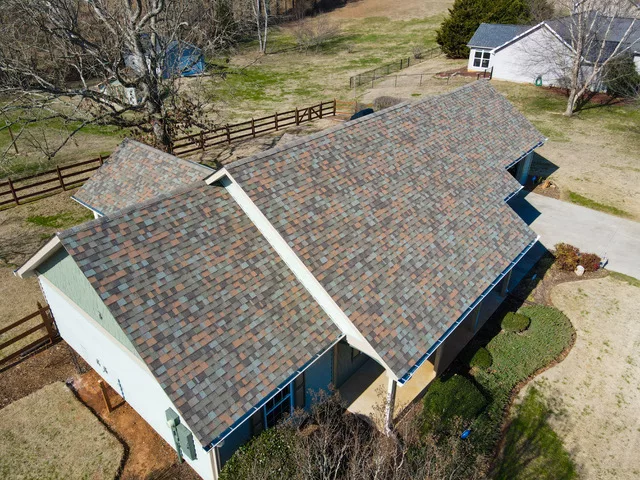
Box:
473, 51, 491, 68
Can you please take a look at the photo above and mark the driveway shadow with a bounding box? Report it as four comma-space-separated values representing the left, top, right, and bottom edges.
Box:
508, 191, 542, 226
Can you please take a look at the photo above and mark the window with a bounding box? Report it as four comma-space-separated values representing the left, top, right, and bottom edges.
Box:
264, 385, 293, 428
294, 373, 305, 409
473, 51, 491, 69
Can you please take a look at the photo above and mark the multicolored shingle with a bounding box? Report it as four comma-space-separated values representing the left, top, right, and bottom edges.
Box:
227, 81, 543, 379
59, 184, 340, 445
73, 139, 213, 215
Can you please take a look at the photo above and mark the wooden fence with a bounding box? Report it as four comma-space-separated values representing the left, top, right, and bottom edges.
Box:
0, 155, 106, 210
170, 100, 337, 155
0, 303, 59, 368
0, 100, 336, 210
349, 47, 442, 88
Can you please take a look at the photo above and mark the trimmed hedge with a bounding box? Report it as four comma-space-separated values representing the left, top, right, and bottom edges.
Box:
502, 312, 531, 333
422, 374, 487, 434
469, 347, 493, 370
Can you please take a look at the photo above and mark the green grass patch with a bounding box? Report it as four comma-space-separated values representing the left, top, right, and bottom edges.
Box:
567, 191, 630, 217
493, 387, 577, 480
27, 210, 94, 229
609, 271, 640, 288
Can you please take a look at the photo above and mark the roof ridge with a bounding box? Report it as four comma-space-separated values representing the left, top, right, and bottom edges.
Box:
226, 100, 412, 171
60, 181, 213, 238
227, 82, 497, 172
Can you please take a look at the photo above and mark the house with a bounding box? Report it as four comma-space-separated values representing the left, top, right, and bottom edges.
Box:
125, 36, 206, 80
16, 81, 545, 480
468, 15, 640, 88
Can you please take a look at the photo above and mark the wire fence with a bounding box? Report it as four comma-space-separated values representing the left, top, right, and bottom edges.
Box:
349, 47, 442, 88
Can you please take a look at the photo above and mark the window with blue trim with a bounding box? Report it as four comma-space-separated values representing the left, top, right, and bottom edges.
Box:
264, 384, 293, 429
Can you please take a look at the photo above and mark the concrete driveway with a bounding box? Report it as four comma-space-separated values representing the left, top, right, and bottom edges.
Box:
510, 192, 640, 279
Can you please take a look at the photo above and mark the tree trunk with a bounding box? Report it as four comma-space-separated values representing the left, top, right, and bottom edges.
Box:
564, 89, 577, 116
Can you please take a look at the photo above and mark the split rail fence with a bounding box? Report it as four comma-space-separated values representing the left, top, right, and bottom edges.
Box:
0, 155, 106, 210
349, 47, 442, 88
170, 100, 337, 156
0, 303, 59, 368
0, 100, 337, 211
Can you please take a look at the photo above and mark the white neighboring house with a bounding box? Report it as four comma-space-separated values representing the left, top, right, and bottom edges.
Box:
468, 16, 640, 89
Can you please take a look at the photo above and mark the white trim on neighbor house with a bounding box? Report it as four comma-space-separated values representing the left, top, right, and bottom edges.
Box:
14, 236, 63, 278
38, 275, 218, 480
218, 170, 398, 381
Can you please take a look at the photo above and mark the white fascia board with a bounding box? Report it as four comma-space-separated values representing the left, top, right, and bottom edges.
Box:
493, 22, 546, 54
204, 168, 229, 185
220, 172, 398, 381
14, 236, 63, 278
71, 195, 105, 218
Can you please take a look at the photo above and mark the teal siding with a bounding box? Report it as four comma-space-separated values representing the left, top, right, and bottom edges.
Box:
38, 248, 139, 357
304, 346, 334, 408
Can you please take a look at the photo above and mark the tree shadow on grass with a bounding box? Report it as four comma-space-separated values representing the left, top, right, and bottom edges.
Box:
491, 388, 577, 480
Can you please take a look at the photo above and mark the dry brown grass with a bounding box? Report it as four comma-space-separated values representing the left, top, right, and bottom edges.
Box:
0, 381, 124, 479
519, 276, 640, 479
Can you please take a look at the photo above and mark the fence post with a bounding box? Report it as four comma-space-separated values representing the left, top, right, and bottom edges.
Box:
295, 108, 299, 125
38, 302, 56, 343
7, 178, 19, 206
332, 99, 336, 116
308, 106, 312, 122
56, 166, 65, 191
275, 112, 279, 131
7, 125, 19, 154
99, 154, 104, 166
200, 131, 205, 151
251, 118, 256, 138
226, 125, 231, 144
98, 380, 114, 413
490, 66, 494, 80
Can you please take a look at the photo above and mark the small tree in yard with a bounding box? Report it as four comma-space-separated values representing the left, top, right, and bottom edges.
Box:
220, 391, 487, 480
545, 0, 640, 115
604, 54, 640, 98
291, 19, 340, 52
0, 0, 218, 161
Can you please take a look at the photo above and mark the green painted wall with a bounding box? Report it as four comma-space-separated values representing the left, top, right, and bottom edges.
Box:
38, 248, 140, 358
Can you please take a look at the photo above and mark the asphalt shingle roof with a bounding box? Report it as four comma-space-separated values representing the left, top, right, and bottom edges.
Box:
468, 23, 531, 48
73, 139, 213, 215
227, 81, 543, 379
59, 183, 340, 446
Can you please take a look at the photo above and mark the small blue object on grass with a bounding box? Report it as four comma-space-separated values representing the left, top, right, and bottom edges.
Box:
460, 428, 472, 439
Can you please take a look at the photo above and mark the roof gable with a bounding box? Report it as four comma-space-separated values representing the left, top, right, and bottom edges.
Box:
73, 139, 213, 215
60, 183, 340, 446
227, 81, 543, 379
468, 23, 532, 49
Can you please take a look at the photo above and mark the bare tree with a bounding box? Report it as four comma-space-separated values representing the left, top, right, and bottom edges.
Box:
549, 0, 640, 115
291, 18, 340, 52
252, 0, 271, 53
0, 0, 217, 160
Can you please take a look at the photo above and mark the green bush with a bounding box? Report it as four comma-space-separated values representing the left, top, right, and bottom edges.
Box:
422, 374, 487, 433
604, 55, 640, 98
502, 312, 531, 332
469, 347, 493, 369
554, 243, 580, 271
219, 427, 298, 480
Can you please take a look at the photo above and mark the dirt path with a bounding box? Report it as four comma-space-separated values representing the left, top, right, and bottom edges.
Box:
520, 276, 640, 479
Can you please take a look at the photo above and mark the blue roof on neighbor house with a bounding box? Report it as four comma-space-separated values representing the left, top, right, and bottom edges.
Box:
468, 23, 532, 49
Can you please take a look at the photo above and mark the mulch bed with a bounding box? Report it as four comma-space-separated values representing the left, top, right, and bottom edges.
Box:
0, 341, 86, 409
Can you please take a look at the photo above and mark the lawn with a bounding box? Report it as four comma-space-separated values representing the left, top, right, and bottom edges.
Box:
422, 302, 575, 477
0, 381, 124, 480
493, 387, 577, 480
